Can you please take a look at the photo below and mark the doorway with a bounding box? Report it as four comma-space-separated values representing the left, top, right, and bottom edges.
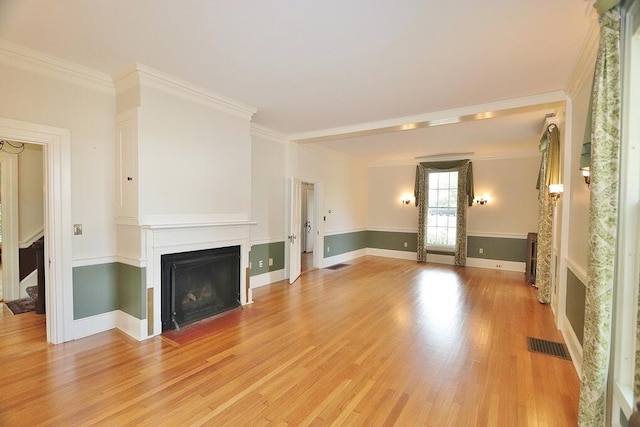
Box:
288, 178, 323, 284
300, 182, 315, 273
0, 117, 73, 344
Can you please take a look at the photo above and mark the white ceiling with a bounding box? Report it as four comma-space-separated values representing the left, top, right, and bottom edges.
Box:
0, 0, 595, 164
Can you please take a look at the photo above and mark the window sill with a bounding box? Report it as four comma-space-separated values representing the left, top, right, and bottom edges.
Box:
427, 245, 455, 253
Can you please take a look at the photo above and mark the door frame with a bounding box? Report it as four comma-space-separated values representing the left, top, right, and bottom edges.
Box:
0, 117, 72, 344
0, 152, 19, 301
287, 177, 323, 280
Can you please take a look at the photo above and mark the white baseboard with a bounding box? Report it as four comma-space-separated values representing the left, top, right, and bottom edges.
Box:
367, 248, 417, 260
73, 311, 117, 340
250, 269, 286, 288
561, 313, 583, 378
19, 269, 38, 298
466, 257, 525, 272
322, 249, 367, 268
117, 310, 147, 341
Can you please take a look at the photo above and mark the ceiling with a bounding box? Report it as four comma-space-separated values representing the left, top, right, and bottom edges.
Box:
0, 0, 595, 164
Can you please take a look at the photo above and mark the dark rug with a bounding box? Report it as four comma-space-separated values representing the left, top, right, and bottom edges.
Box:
5, 286, 38, 315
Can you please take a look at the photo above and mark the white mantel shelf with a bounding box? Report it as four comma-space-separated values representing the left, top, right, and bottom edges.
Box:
141, 220, 258, 230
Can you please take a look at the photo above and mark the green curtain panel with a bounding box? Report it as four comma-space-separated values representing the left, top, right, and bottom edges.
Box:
535, 147, 553, 304
578, 9, 621, 426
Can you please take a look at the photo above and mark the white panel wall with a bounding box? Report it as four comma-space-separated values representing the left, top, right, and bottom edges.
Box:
17, 144, 44, 245
137, 86, 251, 220
250, 133, 287, 242
467, 156, 539, 235
367, 165, 418, 231
0, 64, 116, 260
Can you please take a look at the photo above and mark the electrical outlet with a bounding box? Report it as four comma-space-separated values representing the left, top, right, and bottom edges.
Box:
496, 264, 502, 269
73, 224, 83, 235
327, 246, 330, 253
249, 262, 252, 269
479, 248, 483, 254
259, 260, 264, 268
268, 258, 273, 266
404, 242, 408, 248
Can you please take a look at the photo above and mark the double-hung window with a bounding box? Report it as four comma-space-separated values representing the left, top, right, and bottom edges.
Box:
426, 171, 458, 248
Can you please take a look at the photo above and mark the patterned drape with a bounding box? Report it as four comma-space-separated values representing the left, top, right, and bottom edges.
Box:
578, 9, 621, 426
455, 163, 470, 266
535, 147, 553, 304
416, 165, 428, 262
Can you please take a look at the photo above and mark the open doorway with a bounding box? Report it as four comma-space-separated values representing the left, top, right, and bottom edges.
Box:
300, 182, 315, 273
0, 117, 73, 344
0, 142, 45, 309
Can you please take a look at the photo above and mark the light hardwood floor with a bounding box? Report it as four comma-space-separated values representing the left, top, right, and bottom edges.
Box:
0, 256, 579, 426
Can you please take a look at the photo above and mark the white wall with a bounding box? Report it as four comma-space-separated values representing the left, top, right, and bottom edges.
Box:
250, 131, 287, 242
367, 164, 417, 231
137, 86, 252, 221
566, 68, 594, 273
468, 156, 540, 235
294, 145, 368, 234
17, 143, 44, 245
367, 157, 540, 236
0, 62, 116, 261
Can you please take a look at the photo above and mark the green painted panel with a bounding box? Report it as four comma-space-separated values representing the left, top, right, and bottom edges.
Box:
566, 268, 586, 346
324, 231, 368, 258
621, 408, 629, 427
118, 263, 146, 320
467, 236, 527, 262
73, 263, 118, 320
249, 241, 285, 276
367, 231, 417, 252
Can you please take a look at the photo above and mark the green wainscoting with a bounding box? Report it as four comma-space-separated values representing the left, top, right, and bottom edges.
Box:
73, 263, 119, 320
566, 268, 586, 346
466, 236, 527, 262
324, 231, 368, 258
367, 230, 417, 252
118, 263, 146, 320
73, 262, 146, 320
249, 241, 285, 276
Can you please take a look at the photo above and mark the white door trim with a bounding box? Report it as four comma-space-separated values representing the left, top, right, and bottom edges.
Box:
0, 152, 19, 301
0, 117, 73, 344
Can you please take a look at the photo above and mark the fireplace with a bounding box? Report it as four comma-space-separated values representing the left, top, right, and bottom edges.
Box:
161, 245, 240, 331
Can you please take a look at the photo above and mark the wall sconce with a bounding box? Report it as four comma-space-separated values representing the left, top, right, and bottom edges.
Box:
401, 196, 412, 205
581, 169, 591, 187
549, 184, 564, 202
474, 195, 489, 206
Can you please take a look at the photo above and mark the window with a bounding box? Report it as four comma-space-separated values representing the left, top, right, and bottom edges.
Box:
426, 171, 458, 247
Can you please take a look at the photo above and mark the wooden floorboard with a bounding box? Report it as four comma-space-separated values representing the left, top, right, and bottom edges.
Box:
0, 256, 579, 426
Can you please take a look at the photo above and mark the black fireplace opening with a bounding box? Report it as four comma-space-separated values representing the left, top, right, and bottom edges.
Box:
161, 246, 240, 332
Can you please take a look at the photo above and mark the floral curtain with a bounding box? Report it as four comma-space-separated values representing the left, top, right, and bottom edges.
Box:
455, 163, 470, 266
535, 146, 553, 304
578, 8, 621, 426
416, 165, 428, 262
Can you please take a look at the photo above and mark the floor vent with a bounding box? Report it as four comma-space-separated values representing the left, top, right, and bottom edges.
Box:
326, 263, 350, 270
527, 337, 571, 360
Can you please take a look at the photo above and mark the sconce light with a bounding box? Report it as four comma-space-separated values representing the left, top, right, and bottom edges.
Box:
549, 184, 564, 202
401, 196, 412, 205
474, 195, 489, 206
580, 141, 591, 188
0, 139, 25, 154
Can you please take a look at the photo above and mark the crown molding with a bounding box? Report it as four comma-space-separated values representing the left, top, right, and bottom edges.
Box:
565, 19, 599, 99
288, 92, 567, 144
0, 39, 113, 93
250, 123, 287, 143
367, 149, 540, 168
112, 64, 257, 120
